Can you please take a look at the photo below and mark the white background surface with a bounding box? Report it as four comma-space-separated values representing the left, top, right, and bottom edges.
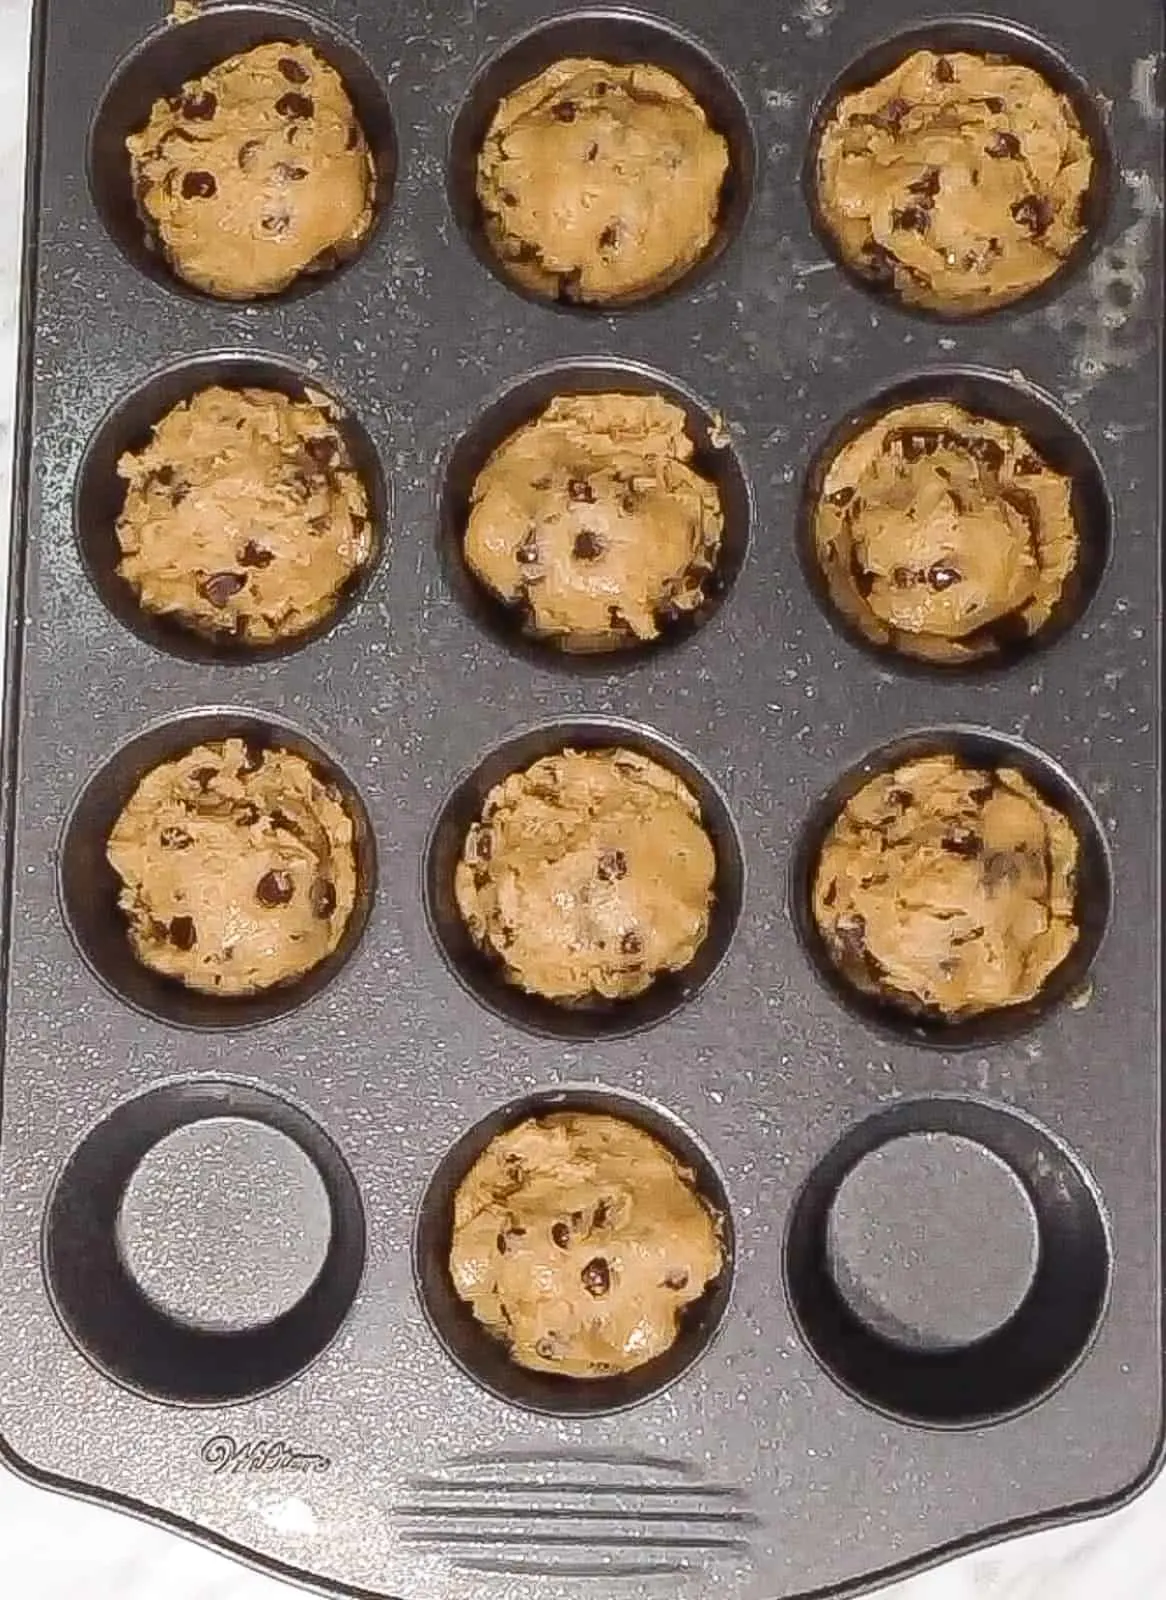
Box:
0, 1, 1162, 1596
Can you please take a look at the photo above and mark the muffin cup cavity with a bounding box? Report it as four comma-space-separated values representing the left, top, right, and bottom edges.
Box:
413, 1084, 735, 1416
803, 19, 1113, 321
44, 1081, 366, 1405
798, 369, 1111, 674
447, 8, 755, 312
59, 710, 376, 1029
440, 360, 751, 670
425, 720, 743, 1041
75, 353, 388, 662
785, 1099, 1112, 1426
89, 4, 397, 301
791, 728, 1111, 1048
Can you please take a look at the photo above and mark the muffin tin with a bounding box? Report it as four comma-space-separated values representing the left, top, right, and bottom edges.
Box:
0, 1, 1161, 1598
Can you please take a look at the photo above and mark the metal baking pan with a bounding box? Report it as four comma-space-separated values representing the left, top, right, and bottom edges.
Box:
1, 0, 1161, 1596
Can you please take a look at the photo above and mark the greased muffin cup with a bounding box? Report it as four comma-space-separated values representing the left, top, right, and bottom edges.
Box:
1, 2, 1161, 1600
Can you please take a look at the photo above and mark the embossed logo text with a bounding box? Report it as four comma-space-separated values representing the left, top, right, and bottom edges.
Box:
201, 1435, 331, 1475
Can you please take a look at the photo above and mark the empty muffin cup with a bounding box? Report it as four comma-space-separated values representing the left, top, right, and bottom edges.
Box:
44, 1081, 366, 1404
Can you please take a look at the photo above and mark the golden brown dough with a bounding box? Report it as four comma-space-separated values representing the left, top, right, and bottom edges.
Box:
812, 753, 1080, 1021
477, 59, 729, 304
116, 386, 373, 646
107, 739, 357, 995
464, 393, 724, 650
449, 1111, 725, 1378
127, 42, 375, 299
815, 50, 1094, 314
455, 748, 716, 1005
813, 400, 1078, 663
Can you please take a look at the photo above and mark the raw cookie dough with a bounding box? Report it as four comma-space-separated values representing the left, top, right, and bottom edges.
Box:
464, 393, 725, 650
107, 738, 358, 996
449, 1111, 725, 1378
476, 59, 730, 305
813, 400, 1078, 663
455, 748, 717, 1005
116, 386, 373, 646
812, 753, 1080, 1021
127, 41, 376, 299
815, 50, 1094, 314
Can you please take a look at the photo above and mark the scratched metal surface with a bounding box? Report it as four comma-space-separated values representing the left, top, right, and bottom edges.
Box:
0, 1, 1162, 1598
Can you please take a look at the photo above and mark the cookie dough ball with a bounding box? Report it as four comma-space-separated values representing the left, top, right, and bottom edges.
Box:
115, 386, 373, 646
815, 50, 1094, 313
455, 748, 716, 1005
812, 754, 1080, 1021
127, 42, 376, 299
813, 401, 1078, 663
107, 739, 358, 995
464, 393, 724, 650
477, 59, 730, 305
449, 1112, 725, 1378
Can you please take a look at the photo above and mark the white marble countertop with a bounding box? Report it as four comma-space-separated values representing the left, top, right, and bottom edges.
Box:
0, 2, 1162, 1596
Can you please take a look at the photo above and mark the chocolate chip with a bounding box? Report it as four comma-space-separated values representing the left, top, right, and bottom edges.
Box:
169, 915, 196, 951
987, 130, 1022, 159
581, 1257, 610, 1297
238, 139, 263, 171
515, 529, 540, 566
1016, 453, 1044, 477
826, 485, 855, 507
595, 80, 609, 96
181, 170, 217, 200
473, 828, 492, 862
892, 205, 929, 234
567, 477, 596, 503
597, 848, 628, 882
573, 528, 604, 560
876, 96, 910, 131
235, 803, 260, 827
862, 243, 898, 287
551, 1221, 571, 1249
304, 434, 338, 468
261, 210, 290, 236
663, 1269, 690, 1291
275, 92, 314, 119
278, 55, 311, 83
159, 826, 192, 850
276, 162, 310, 182
496, 1231, 508, 1254
891, 565, 916, 587
198, 571, 245, 607
935, 57, 956, 84
598, 223, 620, 250
535, 1337, 559, 1360
970, 436, 1005, 471
190, 765, 217, 791
834, 913, 867, 960
1011, 194, 1054, 235
239, 540, 274, 568
256, 869, 295, 907
310, 879, 336, 919
620, 930, 642, 956
942, 830, 981, 858
182, 90, 217, 120
906, 166, 941, 201
927, 562, 961, 590
593, 1199, 611, 1229
983, 96, 1006, 113
552, 100, 577, 122
585, 141, 599, 161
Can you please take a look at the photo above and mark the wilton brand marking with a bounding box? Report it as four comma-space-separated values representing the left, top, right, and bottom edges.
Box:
201, 1435, 331, 1475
